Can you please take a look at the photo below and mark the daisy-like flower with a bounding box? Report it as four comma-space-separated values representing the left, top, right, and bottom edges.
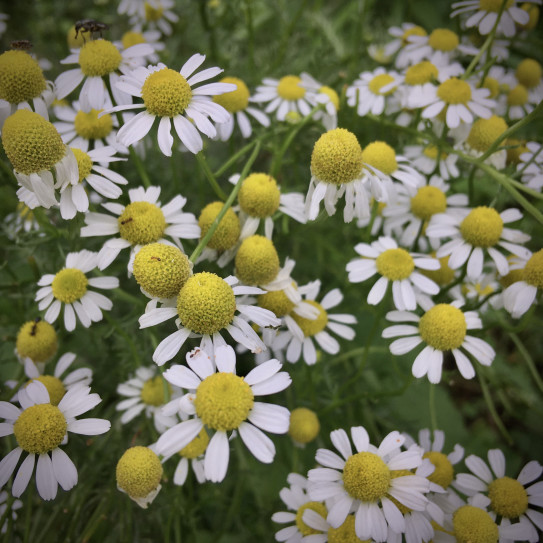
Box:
307, 426, 430, 542
55, 39, 154, 113
170, 428, 209, 486
426, 206, 531, 280
300, 72, 340, 130
35, 250, 119, 332
251, 74, 313, 121
382, 301, 496, 383
4, 203, 41, 238
288, 407, 320, 447
403, 144, 460, 180
517, 142, 543, 191
516, 58, 543, 103
80, 186, 200, 271
155, 346, 291, 482
212, 76, 270, 140
346, 67, 402, 117
0, 381, 110, 500
346, 236, 440, 311
451, 0, 540, 37
506, 81, 536, 120
272, 281, 356, 366
456, 448, 543, 540
15, 319, 58, 369
105, 55, 235, 155
383, 22, 428, 61
0, 49, 54, 128
139, 272, 281, 364
116, 28, 165, 65
116, 366, 178, 433
503, 249, 543, 318
123, 0, 179, 36
449, 272, 501, 312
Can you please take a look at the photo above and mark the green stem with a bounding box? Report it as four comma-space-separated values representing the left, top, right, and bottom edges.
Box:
429, 384, 437, 432
509, 332, 543, 394
478, 370, 513, 445
196, 152, 227, 200
129, 146, 152, 188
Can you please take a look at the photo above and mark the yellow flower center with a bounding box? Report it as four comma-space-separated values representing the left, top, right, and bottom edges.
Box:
428, 29, 459, 52
118, 201, 166, 245
122, 31, 146, 49
213, 76, 249, 113
291, 300, 328, 337
387, 469, 414, 514
74, 108, 113, 140
507, 85, 528, 106
67, 25, 86, 49
52, 268, 88, 304
422, 254, 455, 286
453, 505, 499, 543
343, 451, 391, 502
198, 202, 240, 251
488, 476, 529, 519
288, 407, 320, 444
178, 428, 209, 459
16, 320, 58, 363
295, 502, 327, 536
328, 515, 370, 543
404, 61, 438, 86
500, 265, 524, 288
516, 59, 542, 89
466, 116, 508, 153
116, 446, 163, 498
195, 372, 254, 431
423, 145, 448, 160
482, 77, 500, 99
28, 376, 66, 406
437, 78, 472, 105
505, 138, 529, 165
238, 173, 281, 218
258, 289, 295, 318
375, 248, 415, 281
319, 85, 340, 110
145, 2, 164, 21
141, 68, 192, 117
0, 50, 46, 104
71, 148, 93, 183
140, 376, 171, 406
235, 235, 280, 285
368, 74, 396, 96
523, 249, 543, 289
2, 110, 66, 175
460, 206, 503, 248
177, 272, 236, 335
311, 128, 363, 185
362, 141, 398, 175
78, 39, 122, 77
410, 186, 447, 220
401, 25, 427, 46
519, 3, 540, 30
480, 0, 514, 11
423, 451, 454, 488
14, 403, 67, 454
419, 304, 467, 351
133, 242, 191, 299
277, 75, 305, 100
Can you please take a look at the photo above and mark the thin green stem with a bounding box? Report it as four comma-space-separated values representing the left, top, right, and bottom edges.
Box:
509, 332, 543, 394
478, 370, 513, 445
129, 146, 152, 188
196, 152, 227, 200
429, 384, 437, 432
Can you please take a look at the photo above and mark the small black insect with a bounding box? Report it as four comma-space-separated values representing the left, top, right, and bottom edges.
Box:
10, 40, 33, 51
120, 217, 133, 225
74, 19, 109, 41
150, 256, 162, 261
30, 317, 41, 336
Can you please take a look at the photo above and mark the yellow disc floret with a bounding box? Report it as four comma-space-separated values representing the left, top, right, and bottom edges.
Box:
523, 249, 543, 289
133, 243, 191, 298
198, 202, 240, 251
235, 235, 280, 285
508, 85, 528, 106
0, 50, 46, 104
67, 25, 86, 49
422, 254, 455, 286
319, 86, 340, 110
480, 0, 514, 11
343, 452, 391, 502
482, 77, 500, 99
52, 268, 88, 304
423, 145, 447, 160
362, 141, 398, 175
142, 68, 192, 117
141, 376, 170, 406
177, 272, 236, 335
258, 290, 295, 318
402, 25, 427, 45
423, 451, 454, 489
368, 74, 396, 96
74, 109, 113, 140
466, 116, 508, 153
14, 404, 67, 454
488, 476, 528, 518
78, 39, 122, 77
437, 78, 472, 105
505, 139, 529, 165
2, 110, 66, 175
277, 75, 305, 100
122, 31, 146, 49
516, 59, 542, 89
419, 304, 467, 351
195, 372, 254, 431
288, 407, 320, 444
376, 248, 415, 280
460, 206, 503, 248
238, 173, 281, 218
428, 29, 459, 52
405, 61, 439, 86
519, 3, 539, 30
453, 505, 499, 543
116, 446, 163, 498
118, 201, 166, 245
411, 186, 447, 220
291, 300, 327, 337
179, 428, 209, 459
145, 2, 164, 21
16, 320, 58, 363
328, 515, 369, 543
295, 502, 327, 536
71, 148, 92, 183
29, 376, 66, 406
213, 77, 250, 112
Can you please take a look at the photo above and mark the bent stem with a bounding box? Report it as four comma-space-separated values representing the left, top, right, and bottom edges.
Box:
509, 332, 543, 395
478, 369, 513, 445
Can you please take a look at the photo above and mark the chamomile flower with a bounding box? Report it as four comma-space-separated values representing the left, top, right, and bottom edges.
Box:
4, 203, 41, 238
346, 236, 440, 311
450, 272, 501, 312
35, 250, 119, 332
15, 320, 58, 367
426, 206, 531, 279
155, 346, 291, 482
384, 23, 428, 60
116, 28, 165, 65
106, 55, 235, 155
126, 0, 179, 36
212, 76, 270, 140
0, 381, 110, 500
506, 82, 536, 119
288, 407, 320, 446
252, 75, 313, 121
403, 144, 460, 180
2, 110, 78, 210
116, 366, 178, 432
300, 72, 340, 130
307, 426, 430, 542
516, 58, 543, 103
170, 428, 209, 486
139, 272, 281, 364
55, 39, 154, 112
0, 49, 54, 128
456, 449, 543, 541
382, 301, 496, 383
80, 186, 200, 271
517, 142, 543, 190
272, 281, 356, 366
